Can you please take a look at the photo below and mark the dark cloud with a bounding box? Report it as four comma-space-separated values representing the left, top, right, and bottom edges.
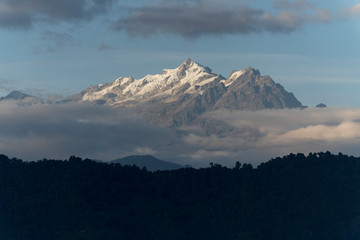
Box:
0, 0, 115, 29
113, 5, 263, 38
112, 1, 332, 38
0, 0, 334, 38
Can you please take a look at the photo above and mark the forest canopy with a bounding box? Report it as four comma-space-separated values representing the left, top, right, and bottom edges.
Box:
0, 152, 359, 239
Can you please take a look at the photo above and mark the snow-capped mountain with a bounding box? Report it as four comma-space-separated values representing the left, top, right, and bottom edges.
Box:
66, 58, 223, 106
66, 59, 302, 126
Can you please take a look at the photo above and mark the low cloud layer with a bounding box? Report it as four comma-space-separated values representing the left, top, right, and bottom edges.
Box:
0, 102, 177, 162
113, 1, 330, 38
1, 102, 360, 167
190, 108, 360, 165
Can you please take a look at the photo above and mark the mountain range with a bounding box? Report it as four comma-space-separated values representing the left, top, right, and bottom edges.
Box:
1, 59, 304, 129
64, 58, 303, 126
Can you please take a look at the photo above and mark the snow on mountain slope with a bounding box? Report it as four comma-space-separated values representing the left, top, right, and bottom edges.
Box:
79, 58, 223, 106
221, 69, 246, 87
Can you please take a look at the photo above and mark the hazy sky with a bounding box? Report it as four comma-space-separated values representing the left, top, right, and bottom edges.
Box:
0, 0, 359, 107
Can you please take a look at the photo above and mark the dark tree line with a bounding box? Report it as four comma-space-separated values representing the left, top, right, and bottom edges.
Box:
0, 152, 359, 239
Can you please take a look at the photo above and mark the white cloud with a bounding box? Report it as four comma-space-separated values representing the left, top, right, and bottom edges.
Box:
277, 121, 360, 142
192, 108, 360, 165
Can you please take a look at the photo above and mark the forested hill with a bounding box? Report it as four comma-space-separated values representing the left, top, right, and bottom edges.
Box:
0, 152, 360, 240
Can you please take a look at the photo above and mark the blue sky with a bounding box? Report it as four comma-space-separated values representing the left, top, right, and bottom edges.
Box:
0, 0, 359, 107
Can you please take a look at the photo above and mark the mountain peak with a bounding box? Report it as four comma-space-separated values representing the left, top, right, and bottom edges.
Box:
5, 90, 31, 100
175, 58, 214, 79
0, 90, 43, 105
243, 66, 260, 75
184, 57, 193, 65
178, 58, 197, 70
178, 58, 214, 74
227, 67, 260, 79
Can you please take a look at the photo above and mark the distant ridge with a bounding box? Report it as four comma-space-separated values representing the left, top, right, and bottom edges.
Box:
112, 155, 184, 171
4, 90, 31, 100
0, 90, 43, 105
316, 103, 327, 108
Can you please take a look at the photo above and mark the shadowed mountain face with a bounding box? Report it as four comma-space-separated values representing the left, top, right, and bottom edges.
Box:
65, 59, 302, 126
112, 155, 184, 171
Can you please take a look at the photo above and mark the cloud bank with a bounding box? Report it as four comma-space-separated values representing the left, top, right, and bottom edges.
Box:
1, 0, 355, 39
113, 0, 330, 38
0, 102, 177, 162
190, 108, 360, 165
1, 102, 360, 167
